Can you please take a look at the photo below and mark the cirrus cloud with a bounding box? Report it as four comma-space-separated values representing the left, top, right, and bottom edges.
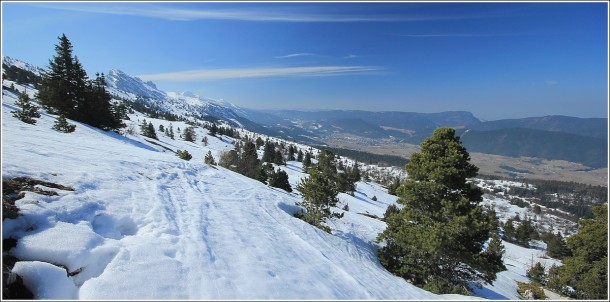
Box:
138, 65, 385, 81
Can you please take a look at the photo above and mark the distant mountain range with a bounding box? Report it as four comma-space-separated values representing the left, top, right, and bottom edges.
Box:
3, 56, 607, 168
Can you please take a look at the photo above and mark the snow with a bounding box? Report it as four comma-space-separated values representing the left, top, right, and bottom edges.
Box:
3, 62, 569, 300
11, 261, 78, 299
2, 90, 443, 299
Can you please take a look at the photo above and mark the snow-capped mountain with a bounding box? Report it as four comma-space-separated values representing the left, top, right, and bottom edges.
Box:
105, 69, 167, 101
2, 57, 46, 77
105, 69, 253, 128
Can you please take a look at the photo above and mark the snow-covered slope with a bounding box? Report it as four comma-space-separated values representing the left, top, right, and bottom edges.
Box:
3, 58, 568, 300
2, 88, 447, 299
2, 57, 46, 76
105, 69, 251, 128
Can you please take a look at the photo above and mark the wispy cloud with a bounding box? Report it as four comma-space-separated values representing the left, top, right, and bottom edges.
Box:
343, 54, 361, 59
138, 66, 385, 81
546, 80, 558, 85
274, 53, 316, 59
27, 3, 488, 23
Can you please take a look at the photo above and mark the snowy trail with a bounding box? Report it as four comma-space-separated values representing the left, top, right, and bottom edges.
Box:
3, 93, 457, 300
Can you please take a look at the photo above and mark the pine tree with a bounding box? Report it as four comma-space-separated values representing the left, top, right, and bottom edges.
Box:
547, 205, 607, 300
545, 232, 571, 260
176, 149, 192, 161
204, 151, 216, 165
52, 114, 76, 133
296, 169, 340, 231
303, 152, 312, 169
297, 150, 304, 162
238, 141, 260, 179
377, 127, 503, 295
209, 123, 218, 136
37, 34, 85, 117
12, 91, 40, 124
269, 168, 292, 192
262, 141, 276, 163
168, 123, 175, 139
527, 262, 546, 285
273, 149, 285, 165
158, 124, 165, 132
37, 35, 122, 131
183, 126, 196, 142
288, 145, 296, 161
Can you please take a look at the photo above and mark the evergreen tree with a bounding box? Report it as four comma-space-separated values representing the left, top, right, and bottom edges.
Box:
527, 262, 546, 285
303, 152, 312, 169
544, 232, 571, 260
11, 91, 40, 124
204, 151, 216, 165
256, 163, 273, 184
269, 168, 292, 192
168, 123, 175, 139
37, 35, 122, 131
297, 150, 304, 162
377, 127, 503, 295
202, 136, 208, 146
547, 205, 607, 300
502, 219, 516, 242
288, 145, 296, 161
52, 114, 76, 133
37, 34, 85, 117
209, 123, 218, 136
176, 149, 192, 161
255, 137, 264, 149
183, 126, 196, 142
296, 169, 341, 231
158, 124, 164, 132
238, 141, 260, 179
273, 149, 285, 165
316, 150, 337, 177
262, 141, 276, 163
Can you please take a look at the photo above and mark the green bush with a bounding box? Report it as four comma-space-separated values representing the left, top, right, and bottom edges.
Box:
176, 149, 192, 161
517, 281, 547, 300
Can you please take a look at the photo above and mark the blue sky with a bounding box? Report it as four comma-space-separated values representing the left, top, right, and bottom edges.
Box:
2, 1, 608, 120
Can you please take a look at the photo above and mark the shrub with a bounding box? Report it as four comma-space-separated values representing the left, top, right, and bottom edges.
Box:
517, 281, 547, 300
176, 149, 192, 161
52, 114, 76, 133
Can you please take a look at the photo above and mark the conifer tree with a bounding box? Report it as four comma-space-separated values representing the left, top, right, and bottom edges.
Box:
377, 127, 503, 295
262, 141, 276, 163
37, 35, 123, 131
176, 149, 192, 161
52, 114, 76, 133
204, 151, 216, 165
296, 169, 340, 231
303, 152, 312, 169
209, 123, 218, 136
158, 124, 165, 132
547, 205, 607, 300
183, 126, 196, 142
238, 141, 260, 179
37, 34, 85, 117
269, 168, 292, 192
12, 91, 40, 124
168, 123, 175, 139
297, 150, 304, 162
